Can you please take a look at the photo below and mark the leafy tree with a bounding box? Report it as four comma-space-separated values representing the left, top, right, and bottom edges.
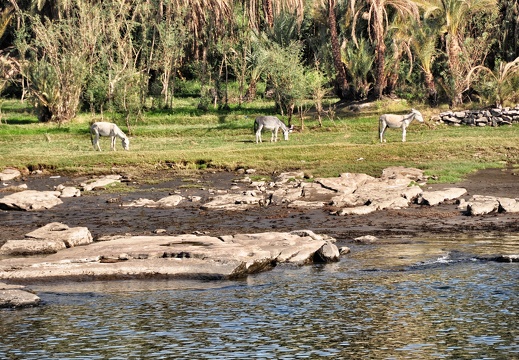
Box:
15, 11, 93, 123
342, 37, 373, 99
262, 40, 307, 125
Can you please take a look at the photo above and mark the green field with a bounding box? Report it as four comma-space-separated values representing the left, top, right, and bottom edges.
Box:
1, 98, 518, 183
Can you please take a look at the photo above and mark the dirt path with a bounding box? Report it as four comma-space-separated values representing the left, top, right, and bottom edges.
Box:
1, 168, 519, 246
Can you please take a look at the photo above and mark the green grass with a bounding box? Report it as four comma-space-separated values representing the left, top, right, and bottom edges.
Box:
0, 98, 518, 183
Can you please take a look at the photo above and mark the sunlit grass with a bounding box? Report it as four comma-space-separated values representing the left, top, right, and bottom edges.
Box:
0, 98, 518, 182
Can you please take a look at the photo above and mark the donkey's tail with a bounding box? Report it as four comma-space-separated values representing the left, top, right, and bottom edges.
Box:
253, 119, 258, 133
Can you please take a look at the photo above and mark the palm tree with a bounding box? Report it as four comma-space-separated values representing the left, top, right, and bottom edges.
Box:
416, 0, 497, 107
409, 18, 440, 105
326, 0, 350, 99
468, 56, 519, 107
353, 0, 420, 99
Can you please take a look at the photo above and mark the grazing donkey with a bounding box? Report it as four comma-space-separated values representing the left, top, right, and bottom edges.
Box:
379, 108, 424, 143
254, 116, 289, 143
90, 122, 130, 151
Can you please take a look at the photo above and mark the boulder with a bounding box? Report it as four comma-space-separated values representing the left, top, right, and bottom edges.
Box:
0, 283, 40, 308
417, 188, 467, 206
25, 222, 93, 248
466, 195, 500, 215
0, 239, 67, 256
0, 168, 21, 181
498, 197, 519, 213
0, 190, 63, 210
55, 184, 81, 198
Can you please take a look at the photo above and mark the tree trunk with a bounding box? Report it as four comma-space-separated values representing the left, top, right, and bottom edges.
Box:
373, 5, 386, 99
424, 71, 438, 106
264, 0, 274, 28
447, 34, 464, 107
328, 0, 349, 99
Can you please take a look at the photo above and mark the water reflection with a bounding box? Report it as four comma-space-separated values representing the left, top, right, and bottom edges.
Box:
1, 236, 517, 359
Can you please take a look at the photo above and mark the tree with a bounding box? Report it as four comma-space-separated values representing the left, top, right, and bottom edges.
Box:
417, 0, 498, 107
409, 17, 440, 105
262, 40, 307, 125
15, 10, 94, 123
468, 56, 519, 107
326, 0, 350, 99
353, 0, 420, 99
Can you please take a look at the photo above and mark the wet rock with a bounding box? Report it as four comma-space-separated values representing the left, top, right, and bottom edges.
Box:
0, 230, 339, 282
314, 241, 340, 262
0, 282, 40, 308
0, 190, 63, 210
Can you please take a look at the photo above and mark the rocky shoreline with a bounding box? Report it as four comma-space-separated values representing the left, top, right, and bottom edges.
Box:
1, 166, 518, 308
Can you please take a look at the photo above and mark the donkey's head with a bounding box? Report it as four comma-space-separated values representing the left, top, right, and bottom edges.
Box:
411, 108, 424, 123
122, 137, 130, 150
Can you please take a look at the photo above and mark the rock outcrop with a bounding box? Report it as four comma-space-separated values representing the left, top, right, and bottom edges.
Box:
0, 229, 339, 284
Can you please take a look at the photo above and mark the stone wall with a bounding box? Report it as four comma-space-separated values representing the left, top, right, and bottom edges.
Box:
434, 106, 519, 127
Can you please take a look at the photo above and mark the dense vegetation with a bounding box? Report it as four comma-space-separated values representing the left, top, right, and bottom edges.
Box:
0, 0, 518, 126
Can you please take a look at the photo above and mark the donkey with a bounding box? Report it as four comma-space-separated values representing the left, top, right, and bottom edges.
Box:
379, 108, 424, 143
90, 122, 130, 151
254, 116, 289, 143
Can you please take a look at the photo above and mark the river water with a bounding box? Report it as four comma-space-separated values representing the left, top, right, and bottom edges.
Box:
1, 235, 517, 359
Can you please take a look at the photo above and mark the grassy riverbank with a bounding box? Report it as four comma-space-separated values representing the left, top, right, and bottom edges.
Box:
1, 98, 518, 182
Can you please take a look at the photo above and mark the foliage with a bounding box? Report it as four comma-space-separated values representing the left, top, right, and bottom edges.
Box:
0, 0, 517, 118
468, 57, 519, 107
15, 13, 91, 123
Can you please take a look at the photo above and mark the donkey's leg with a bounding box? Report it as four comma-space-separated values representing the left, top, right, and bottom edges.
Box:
401, 126, 407, 142
379, 121, 387, 143
111, 136, 116, 150
93, 132, 102, 151
255, 125, 263, 143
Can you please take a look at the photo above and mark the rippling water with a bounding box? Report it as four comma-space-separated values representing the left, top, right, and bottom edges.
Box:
1, 235, 518, 359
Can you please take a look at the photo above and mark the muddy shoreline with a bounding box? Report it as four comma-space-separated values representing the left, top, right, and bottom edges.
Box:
1, 168, 519, 246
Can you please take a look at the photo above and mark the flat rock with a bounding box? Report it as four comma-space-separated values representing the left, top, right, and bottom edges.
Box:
0, 190, 63, 210
123, 195, 184, 208
0, 287, 41, 308
0, 230, 339, 283
81, 175, 122, 191
0, 239, 67, 256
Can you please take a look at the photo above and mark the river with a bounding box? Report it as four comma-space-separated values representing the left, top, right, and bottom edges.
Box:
1, 235, 517, 359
